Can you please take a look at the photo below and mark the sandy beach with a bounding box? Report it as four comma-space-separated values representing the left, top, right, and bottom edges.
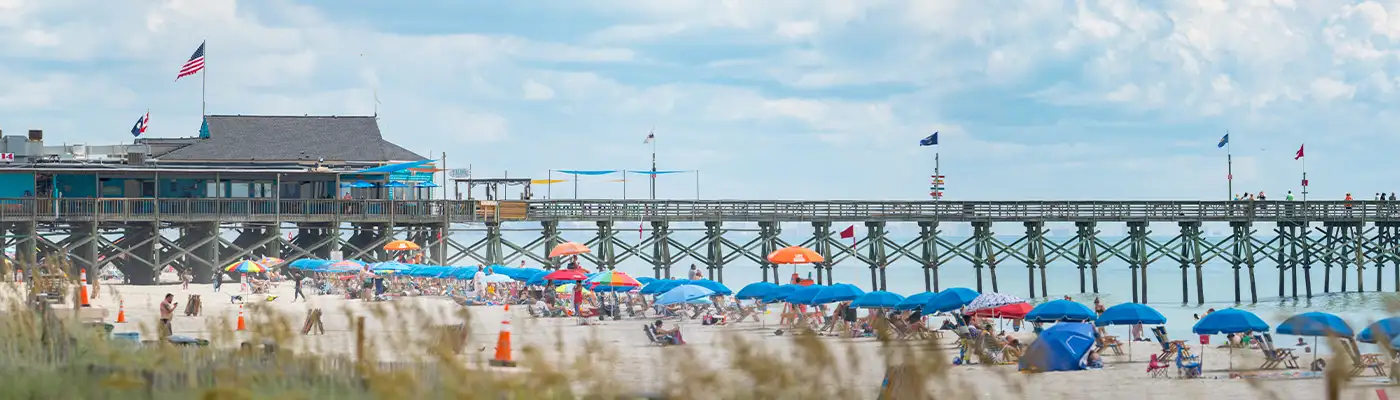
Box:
61, 277, 1394, 400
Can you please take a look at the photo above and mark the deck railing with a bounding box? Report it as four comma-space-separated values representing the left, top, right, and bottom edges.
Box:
0, 198, 1397, 222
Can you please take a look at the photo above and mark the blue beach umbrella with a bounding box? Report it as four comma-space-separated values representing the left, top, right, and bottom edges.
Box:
851, 291, 905, 309
370, 261, 412, 273
687, 279, 733, 295
640, 279, 681, 295
924, 287, 979, 313
655, 284, 715, 305
385, 181, 409, 188
1276, 311, 1354, 337
1025, 300, 1097, 323
763, 284, 803, 303
735, 282, 779, 300
637, 276, 658, 285
785, 285, 827, 305
812, 283, 865, 305
1095, 303, 1167, 326
1359, 317, 1400, 343
896, 291, 936, 311
289, 259, 331, 270
1193, 308, 1269, 334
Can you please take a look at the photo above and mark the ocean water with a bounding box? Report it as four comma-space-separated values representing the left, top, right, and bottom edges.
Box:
484, 223, 1400, 352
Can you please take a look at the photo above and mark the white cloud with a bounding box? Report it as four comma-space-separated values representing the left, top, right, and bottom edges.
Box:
1309, 77, 1356, 102
521, 80, 555, 101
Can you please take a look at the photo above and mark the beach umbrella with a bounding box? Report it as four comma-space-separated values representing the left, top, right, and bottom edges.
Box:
785, 285, 827, 305
585, 270, 643, 288
370, 261, 412, 273
591, 285, 638, 293
1358, 317, 1400, 343
513, 268, 546, 280
542, 268, 589, 281
851, 291, 905, 309
686, 279, 732, 295
555, 284, 592, 294
480, 273, 515, 284
1025, 300, 1097, 323
688, 297, 713, 305
1194, 308, 1269, 370
383, 240, 420, 251
655, 284, 715, 306
965, 292, 1025, 313
735, 282, 780, 300
549, 242, 591, 257
289, 259, 330, 270
895, 291, 937, 311
1193, 308, 1269, 334
967, 303, 1033, 319
1278, 311, 1354, 363
385, 181, 409, 188
326, 260, 365, 271
763, 284, 803, 303
766, 246, 824, 264
1276, 312, 1354, 338
637, 276, 658, 285
925, 287, 979, 313
255, 256, 285, 268
812, 283, 866, 305
224, 260, 264, 273
349, 181, 373, 188
640, 279, 681, 295
1095, 303, 1167, 326
1093, 302, 1166, 361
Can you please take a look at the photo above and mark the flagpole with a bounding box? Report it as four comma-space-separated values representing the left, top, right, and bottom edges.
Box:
201, 40, 207, 118
1301, 143, 1308, 203
934, 151, 940, 202
650, 127, 657, 200
1226, 130, 1232, 200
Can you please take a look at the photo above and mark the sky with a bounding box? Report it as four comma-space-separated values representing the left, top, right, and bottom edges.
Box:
3, 0, 1400, 201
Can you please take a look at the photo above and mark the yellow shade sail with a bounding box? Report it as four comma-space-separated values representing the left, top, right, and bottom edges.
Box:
531, 179, 567, 184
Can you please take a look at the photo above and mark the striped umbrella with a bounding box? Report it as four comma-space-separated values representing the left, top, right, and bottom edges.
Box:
224, 260, 264, 273
585, 270, 642, 287
964, 292, 1025, 313
255, 256, 285, 268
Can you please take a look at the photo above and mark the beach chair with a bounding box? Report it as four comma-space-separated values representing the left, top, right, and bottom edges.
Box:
1151, 326, 1176, 361
1254, 334, 1299, 369
1340, 339, 1388, 377
1175, 345, 1202, 378
643, 324, 676, 347
1146, 354, 1170, 378
1096, 332, 1124, 356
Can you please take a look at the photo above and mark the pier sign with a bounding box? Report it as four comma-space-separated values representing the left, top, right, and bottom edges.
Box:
930, 175, 945, 199
0, 153, 13, 162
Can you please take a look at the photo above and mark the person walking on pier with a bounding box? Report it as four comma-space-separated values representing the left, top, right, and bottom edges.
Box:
1286, 191, 1294, 201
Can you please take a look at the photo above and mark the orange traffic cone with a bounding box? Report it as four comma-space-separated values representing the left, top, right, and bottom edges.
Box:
236, 304, 246, 331
78, 269, 91, 307
115, 301, 126, 323
489, 304, 515, 367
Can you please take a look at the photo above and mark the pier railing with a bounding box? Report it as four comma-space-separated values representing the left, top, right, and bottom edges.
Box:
0, 198, 1398, 223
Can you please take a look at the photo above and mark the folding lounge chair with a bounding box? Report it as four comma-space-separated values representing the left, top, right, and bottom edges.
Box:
1146, 354, 1170, 378
1341, 339, 1387, 377
1175, 346, 1202, 378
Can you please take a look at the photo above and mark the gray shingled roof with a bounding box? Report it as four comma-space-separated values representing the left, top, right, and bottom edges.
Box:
157, 115, 425, 162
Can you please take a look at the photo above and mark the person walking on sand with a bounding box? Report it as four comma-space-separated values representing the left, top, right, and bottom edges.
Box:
212, 273, 222, 292
180, 270, 190, 290
292, 274, 306, 302
159, 293, 177, 339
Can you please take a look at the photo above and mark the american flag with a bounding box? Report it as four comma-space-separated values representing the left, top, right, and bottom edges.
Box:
176, 41, 206, 80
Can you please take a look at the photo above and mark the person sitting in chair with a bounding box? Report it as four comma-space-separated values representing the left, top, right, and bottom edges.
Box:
653, 320, 684, 345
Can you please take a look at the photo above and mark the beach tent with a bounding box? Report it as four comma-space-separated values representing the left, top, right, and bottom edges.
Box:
1018, 322, 1096, 372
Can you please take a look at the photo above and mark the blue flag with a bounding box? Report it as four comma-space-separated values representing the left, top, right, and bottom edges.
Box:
1217, 133, 1228, 148
130, 112, 148, 137
198, 118, 210, 138
919, 132, 939, 146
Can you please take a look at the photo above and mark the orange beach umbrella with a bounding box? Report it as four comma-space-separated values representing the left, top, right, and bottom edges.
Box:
549, 242, 591, 258
767, 246, 824, 264
384, 240, 421, 251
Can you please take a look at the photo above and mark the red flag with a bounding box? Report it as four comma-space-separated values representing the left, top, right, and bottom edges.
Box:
1295, 144, 1304, 160
839, 225, 856, 248
639, 222, 644, 239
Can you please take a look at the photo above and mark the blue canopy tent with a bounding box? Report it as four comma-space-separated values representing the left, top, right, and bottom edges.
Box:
1019, 322, 1096, 372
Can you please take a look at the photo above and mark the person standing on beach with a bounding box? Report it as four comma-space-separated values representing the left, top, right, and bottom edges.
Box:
159, 293, 177, 339
180, 270, 190, 290
212, 272, 222, 292
292, 275, 306, 302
